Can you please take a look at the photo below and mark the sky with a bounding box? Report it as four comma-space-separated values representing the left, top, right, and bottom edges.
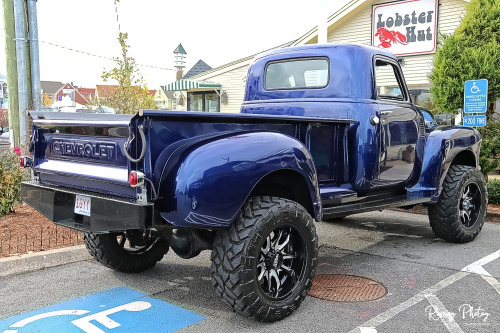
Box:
0, 0, 350, 89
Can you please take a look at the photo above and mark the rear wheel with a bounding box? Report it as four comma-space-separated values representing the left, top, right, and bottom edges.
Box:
210, 197, 318, 322
84, 230, 169, 273
428, 165, 487, 243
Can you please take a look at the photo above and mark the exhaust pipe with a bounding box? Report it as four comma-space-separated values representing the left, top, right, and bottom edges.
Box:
169, 229, 214, 259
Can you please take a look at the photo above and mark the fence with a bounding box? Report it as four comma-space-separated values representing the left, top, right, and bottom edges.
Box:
0, 222, 83, 257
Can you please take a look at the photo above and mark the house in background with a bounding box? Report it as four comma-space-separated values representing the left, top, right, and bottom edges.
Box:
155, 86, 175, 110
0, 74, 8, 110
41, 81, 63, 105
164, 56, 218, 112
78, 87, 96, 103
41, 81, 89, 107
95, 85, 118, 105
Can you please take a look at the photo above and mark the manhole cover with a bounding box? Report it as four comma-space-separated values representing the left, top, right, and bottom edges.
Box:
308, 274, 387, 302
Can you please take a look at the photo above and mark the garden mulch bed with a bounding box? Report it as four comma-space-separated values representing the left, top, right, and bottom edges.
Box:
0, 203, 83, 258
1, 203, 499, 258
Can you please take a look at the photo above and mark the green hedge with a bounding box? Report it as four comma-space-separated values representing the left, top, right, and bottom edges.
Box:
489, 179, 500, 205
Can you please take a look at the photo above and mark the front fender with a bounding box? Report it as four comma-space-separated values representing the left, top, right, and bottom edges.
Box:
407, 126, 481, 202
159, 132, 319, 228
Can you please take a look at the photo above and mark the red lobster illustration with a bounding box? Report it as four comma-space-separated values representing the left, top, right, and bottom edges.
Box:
375, 28, 408, 48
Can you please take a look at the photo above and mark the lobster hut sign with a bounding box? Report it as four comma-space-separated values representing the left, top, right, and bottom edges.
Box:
372, 0, 438, 56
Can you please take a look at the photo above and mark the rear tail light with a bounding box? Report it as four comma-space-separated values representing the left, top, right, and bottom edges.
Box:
19, 156, 32, 168
129, 171, 145, 187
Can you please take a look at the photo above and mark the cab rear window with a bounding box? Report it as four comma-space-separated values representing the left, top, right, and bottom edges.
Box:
264, 58, 329, 90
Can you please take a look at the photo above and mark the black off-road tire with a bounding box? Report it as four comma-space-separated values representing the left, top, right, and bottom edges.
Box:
84, 230, 169, 273
428, 165, 487, 243
210, 196, 318, 322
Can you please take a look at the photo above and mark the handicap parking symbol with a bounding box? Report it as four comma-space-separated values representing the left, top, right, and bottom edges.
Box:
0, 287, 204, 332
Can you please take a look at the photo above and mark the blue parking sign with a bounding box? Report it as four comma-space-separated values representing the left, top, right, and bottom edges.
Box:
463, 115, 487, 127
464, 79, 488, 113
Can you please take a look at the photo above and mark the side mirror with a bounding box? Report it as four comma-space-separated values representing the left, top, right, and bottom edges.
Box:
416, 106, 437, 129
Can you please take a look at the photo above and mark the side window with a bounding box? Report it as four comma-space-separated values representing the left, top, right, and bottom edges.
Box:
375, 59, 406, 101
265, 58, 329, 90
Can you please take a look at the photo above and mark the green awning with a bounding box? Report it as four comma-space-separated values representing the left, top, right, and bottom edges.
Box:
165, 79, 221, 91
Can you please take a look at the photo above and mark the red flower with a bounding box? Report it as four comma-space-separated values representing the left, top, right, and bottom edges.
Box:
14, 147, 21, 156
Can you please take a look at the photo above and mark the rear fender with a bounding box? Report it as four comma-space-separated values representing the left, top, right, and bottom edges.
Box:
157, 132, 320, 228
407, 126, 481, 202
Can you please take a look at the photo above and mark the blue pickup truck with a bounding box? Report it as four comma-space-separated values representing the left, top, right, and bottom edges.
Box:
21, 44, 487, 322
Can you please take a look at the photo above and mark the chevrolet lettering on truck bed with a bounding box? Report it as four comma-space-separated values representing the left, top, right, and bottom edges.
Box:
21, 44, 487, 322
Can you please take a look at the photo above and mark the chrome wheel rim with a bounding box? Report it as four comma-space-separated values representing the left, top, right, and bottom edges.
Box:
257, 225, 306, 300
460, 183, 481, 228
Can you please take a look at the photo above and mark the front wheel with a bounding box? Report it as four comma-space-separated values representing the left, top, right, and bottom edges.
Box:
428, 165, 487, 243
210, 197, 318, 322
84, 230, 169, 273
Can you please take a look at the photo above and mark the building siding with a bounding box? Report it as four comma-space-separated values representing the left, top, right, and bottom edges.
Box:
193, 60, 252, 114
193, 0, 468, 113
326, 0, 467, 87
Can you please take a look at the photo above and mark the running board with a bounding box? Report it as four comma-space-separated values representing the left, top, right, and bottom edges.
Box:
322, 195, 430, 218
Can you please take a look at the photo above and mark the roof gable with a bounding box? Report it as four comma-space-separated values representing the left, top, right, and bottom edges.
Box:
96, 85, 119, 98
174, 43, 187, 54
183, 60, 212, 79
41, 81, 64, 95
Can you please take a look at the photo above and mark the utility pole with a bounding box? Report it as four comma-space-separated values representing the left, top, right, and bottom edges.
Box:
3, 0, 20, 147
14, 0, 29, 147
27, 0, 40, 112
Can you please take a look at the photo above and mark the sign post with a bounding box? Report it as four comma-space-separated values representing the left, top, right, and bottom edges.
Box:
463, 79, 488, 128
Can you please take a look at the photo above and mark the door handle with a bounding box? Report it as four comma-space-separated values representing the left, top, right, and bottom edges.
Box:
380, 111, 393, 116
369, 115, 380, 126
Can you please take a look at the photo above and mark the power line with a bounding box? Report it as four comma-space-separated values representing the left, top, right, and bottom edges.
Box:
39, 40, 175, 71
114, 0, 121, 33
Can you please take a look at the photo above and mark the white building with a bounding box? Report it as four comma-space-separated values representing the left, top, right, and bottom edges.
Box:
184, 0, 471, 113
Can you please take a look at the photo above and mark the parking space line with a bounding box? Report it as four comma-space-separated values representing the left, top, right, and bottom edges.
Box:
481, 275, 500, 296
348, 249, 500, 333
461, 249, 500, 296
468, 265, 500, 296
425, 294, 464, 333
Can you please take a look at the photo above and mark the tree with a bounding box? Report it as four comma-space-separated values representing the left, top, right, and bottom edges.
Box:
429, 0, 500, 176
429, 0, 500, 118
42, 92, 52, 106
101, 33, 157, 114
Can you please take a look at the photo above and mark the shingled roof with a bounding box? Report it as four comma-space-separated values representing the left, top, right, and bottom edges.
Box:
41, 81, 64, 96
183, 60, 212, 79
95, 85, 118, 98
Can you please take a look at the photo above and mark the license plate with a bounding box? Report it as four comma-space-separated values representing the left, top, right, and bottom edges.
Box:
74, 194, 91, 216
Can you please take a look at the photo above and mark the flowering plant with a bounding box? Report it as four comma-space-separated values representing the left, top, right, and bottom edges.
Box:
0, 148, 29, 216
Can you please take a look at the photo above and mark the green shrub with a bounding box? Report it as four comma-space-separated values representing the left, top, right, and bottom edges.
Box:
489, 179, 500, 205
0, 149, 28, 216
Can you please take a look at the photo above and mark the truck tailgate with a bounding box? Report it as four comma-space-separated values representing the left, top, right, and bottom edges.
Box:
30, 112, 136, 198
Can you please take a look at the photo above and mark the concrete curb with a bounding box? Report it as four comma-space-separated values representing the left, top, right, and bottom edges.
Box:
0, 245, 91, 278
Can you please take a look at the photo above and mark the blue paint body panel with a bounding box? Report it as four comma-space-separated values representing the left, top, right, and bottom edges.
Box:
0, 287, 204, 333
25, 44, 483, 231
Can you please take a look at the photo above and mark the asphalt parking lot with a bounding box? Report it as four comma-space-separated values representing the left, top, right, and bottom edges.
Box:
1, 210, 500, 333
